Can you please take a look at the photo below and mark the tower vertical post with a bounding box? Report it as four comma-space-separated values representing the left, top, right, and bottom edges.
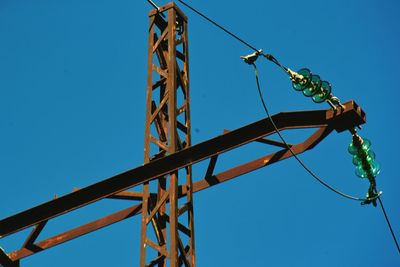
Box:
140, 3, 195, 266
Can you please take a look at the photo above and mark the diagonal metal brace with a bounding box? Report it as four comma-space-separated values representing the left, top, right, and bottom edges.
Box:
0, 100, 365, 239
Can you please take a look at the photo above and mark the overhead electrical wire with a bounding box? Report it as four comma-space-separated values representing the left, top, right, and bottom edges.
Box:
176, 0, 288, 71
176, 0, 400, 254
378, 197, 400, 253
177, 0, 259, 53
251, 39, 400, 258
251, 63, 364, 202
178, 0, 368, 203
146, 0, 160, 10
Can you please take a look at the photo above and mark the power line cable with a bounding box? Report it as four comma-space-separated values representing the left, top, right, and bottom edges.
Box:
177, 0, 400, 254
176, 0, 288, 72
252, 64, 399, 254
177, 0, 259, 53
177, 0, 382, 203
146, 0, 160, 10
378, 197, 400, 254
253, 53, 400, 257
251, 63, 365, 202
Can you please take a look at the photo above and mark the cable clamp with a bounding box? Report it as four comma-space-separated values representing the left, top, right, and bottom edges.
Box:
287, 68, 305, 84
327, 95, 345, 110
241, 49, 263, 65
361, 191, 382, 206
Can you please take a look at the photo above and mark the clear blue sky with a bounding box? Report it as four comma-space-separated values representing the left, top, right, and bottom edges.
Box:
1, 0, 399, 266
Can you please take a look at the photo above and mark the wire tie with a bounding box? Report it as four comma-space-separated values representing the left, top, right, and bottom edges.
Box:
240, 49, 263, 65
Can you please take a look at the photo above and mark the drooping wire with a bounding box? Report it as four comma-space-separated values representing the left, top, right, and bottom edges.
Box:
253, 63, 400, 253
177, 0, 400, 253
177, 0, 384, 203
378, 197, 400, 254
251, 63, 365, 202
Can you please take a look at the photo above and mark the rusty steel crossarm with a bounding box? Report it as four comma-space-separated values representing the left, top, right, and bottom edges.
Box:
0, 100, 365, 239
7, 125, 333, 261
187, 126, 333, 195
0, 247, 19, 267
7, 204, 142, 261
6, 118, 356, 261
21, 220, 47, 248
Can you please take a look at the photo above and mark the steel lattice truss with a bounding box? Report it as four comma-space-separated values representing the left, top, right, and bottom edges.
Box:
140, 4, 195, 267
0, 99, 365, 267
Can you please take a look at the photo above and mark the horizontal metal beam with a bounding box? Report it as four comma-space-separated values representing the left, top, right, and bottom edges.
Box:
7, 121, 352, 261
0, 101, 365, 238
8, 205, 142, 260
188, 126, 332, 195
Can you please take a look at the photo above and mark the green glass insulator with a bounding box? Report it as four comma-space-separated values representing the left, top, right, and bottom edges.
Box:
312, 80, 332, 103
356, 148, 368, 159
348, 137, 371, 155
352, 150, 376, 165
355, 160, 381, 178
361, 138, 372, 151
352, 155, 361, 166
366, 150, 376, 163
371, 161, 381, 177
303, 74, 321, 97
293, 68, 312, 91
302, 87, 316, 96
348, 142, 358, 155
355, 165, 368, 178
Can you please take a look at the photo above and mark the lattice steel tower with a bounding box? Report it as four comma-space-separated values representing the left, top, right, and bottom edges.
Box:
0, 2, 368, 267
140, 3, 195, 266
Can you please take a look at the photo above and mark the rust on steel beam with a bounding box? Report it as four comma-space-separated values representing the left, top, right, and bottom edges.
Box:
0, 100, 365, 238
22, 220, 47, 248
6, 121, 353, 262
8, 204, 142, 261
187, 126, 332, 195
140, 3, 195, 267
224, 129, 293, 148
0, 248, 19, 267
73, 188, 144, 201
141, 2, 195, 266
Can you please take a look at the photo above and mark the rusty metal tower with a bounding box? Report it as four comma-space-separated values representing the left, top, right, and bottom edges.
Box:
140, 3, 195, 266
0, 2, 368, 267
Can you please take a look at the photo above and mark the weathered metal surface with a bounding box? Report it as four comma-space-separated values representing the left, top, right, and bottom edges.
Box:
8, 205, 142, 261
0, 248, 19, 267
0, 100, 365, 241
0, 1, 368, 265
22, 220, 47, 249
188, 126, 333, 195
3, 101, 364, 263
141, 3, 194, 266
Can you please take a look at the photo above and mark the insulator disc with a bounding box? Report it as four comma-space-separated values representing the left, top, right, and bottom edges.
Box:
292, 68, 312, 91
312, 80, 331, 103
361, 138, 372, 151
355, 165, 368, 178
352, 150, 375, 166
355, 161, 381, 178
348, 142, 358, 155
371, 161, 381, 177
303, 75, 321, 97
